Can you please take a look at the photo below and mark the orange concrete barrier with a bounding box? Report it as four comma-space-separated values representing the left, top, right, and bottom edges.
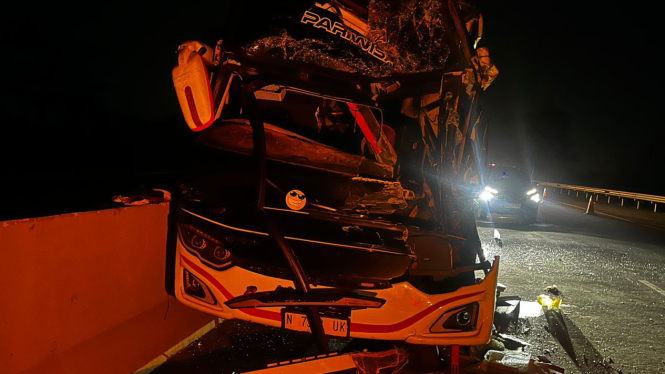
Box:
0, 204, 214, 374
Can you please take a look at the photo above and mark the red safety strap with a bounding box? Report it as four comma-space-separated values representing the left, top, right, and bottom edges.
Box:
347, 103, 381, 155
451, 344, 459, 374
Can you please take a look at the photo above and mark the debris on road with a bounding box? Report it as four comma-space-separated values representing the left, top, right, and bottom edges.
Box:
470, 338, 507, 361
464, 348, 566, 373
155, 296, 600, 374
464, 350, 534, 373
494, 229, 503, 247
485, 349, 531, 370
497, 333, 531, 351
494, 296, 521, 333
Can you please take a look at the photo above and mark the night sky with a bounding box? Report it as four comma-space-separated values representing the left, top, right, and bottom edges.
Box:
473, 0, 663, 194
2, 0, 662, 211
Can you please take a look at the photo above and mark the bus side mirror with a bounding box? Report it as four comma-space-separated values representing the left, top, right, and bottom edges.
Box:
172, 41, 217, 132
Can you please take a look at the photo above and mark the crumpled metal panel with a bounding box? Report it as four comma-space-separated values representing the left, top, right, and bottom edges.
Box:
367, 0, 450, 74
472, 47, 499, 90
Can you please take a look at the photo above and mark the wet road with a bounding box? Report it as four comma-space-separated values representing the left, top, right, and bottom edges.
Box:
155, 197, 665, 374
479, 198, 665, 373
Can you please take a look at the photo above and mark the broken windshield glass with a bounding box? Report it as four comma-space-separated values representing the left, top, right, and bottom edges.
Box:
244, 0, 452, 77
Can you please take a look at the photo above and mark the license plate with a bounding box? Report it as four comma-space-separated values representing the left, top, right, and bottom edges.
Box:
504, 203, 521, 209
283, 312, 350, 338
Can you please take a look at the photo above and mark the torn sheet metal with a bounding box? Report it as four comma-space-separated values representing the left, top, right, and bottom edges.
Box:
343, 178, 409, 214
472, 47, 499, 90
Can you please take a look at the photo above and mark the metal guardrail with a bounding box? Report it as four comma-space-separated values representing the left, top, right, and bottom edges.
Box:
534, 181, 664, 212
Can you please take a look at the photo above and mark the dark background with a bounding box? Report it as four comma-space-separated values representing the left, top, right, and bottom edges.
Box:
1, 1, 662, 219
473, 0, 663, 192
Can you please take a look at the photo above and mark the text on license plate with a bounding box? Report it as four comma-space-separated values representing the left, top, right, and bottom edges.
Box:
283, 312, 349, 337
504, 203, 521, 209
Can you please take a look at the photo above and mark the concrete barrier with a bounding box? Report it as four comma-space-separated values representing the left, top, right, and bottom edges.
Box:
0, 203, 214, 374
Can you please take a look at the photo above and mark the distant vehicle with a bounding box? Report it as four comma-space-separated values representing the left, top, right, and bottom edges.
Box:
475, 165, 540, 223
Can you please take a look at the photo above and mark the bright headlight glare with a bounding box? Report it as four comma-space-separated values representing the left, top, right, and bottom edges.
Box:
480, 191, 495, 201
484, 186, 498, 194
530, 194, 540, 202
526, 188, 537, 196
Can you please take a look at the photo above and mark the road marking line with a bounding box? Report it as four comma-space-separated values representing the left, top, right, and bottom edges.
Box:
134, 355, 167, 374
163, 319, 217, 358
133, 318, 220, 374
639, 280, 665, 298
551, 201, 664, 231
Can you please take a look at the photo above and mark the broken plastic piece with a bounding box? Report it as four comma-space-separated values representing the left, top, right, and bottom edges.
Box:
484, 350, 531, 371
536, 294, 561, 310
498, 333, 531, 350
493, 229, 503, 247
469, 338, 505, 361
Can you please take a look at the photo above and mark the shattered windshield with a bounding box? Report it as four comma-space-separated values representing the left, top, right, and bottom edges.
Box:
244, 0, 453, 77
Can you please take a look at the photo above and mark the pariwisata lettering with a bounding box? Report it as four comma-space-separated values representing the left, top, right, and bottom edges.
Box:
300, 10, 389, 63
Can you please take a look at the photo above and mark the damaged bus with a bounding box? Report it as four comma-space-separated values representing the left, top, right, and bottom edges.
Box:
170, 0, 499, 350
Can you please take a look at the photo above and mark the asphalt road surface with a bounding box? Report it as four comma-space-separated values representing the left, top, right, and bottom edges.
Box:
479, 196, 665, 374
154, 196, 665, 374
